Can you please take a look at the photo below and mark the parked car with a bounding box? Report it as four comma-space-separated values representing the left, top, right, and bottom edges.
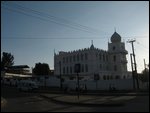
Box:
17, 80, 39, 91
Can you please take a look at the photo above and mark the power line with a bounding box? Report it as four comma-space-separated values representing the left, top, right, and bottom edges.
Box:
1, 36, 149, 40
2, 6, 98, 35
9, 2, 102, 33
1, 3, 104, 35
2, 3, 149, 39
136, 41, 149, 50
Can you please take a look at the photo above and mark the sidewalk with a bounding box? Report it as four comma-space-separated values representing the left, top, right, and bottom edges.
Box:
40, 93, 137, 107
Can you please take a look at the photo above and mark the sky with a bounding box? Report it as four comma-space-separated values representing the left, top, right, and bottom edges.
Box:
1, 1, 149, 73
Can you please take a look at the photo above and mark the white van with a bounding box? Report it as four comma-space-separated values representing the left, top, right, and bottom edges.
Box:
17, 80, 39, 91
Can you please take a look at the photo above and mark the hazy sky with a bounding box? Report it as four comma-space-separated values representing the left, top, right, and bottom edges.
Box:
1, 1, 149, 73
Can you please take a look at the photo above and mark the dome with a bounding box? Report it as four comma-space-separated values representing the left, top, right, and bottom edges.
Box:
111, 32, 121, 43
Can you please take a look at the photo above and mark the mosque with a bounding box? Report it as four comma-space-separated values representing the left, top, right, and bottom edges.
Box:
54, 32, 131, 80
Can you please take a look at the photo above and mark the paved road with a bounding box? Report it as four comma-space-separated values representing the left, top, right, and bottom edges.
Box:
1, 86, 149, 112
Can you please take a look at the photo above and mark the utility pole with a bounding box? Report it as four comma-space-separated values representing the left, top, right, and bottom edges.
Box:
144, 59, 149, 89
127, 39, 139, 89
130, 54, 135, 89
144, 59, 146, 69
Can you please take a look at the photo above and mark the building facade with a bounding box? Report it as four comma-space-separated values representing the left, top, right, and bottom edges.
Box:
54, 32, 131, 80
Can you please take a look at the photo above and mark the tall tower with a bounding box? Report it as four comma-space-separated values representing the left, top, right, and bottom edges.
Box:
108, 31, 128, 79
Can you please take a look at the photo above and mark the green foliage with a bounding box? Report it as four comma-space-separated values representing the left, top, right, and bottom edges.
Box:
1, 52, 14, 70
33, 62, 50, 75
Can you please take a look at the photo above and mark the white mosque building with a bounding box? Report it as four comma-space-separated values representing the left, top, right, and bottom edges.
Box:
54, 32, 131, 80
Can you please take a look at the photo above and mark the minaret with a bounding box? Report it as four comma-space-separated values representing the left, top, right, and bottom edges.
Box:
108, 31, 128, 79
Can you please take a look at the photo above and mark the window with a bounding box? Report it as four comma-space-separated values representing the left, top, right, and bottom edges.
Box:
113, 55, 116, 62
70, 56, 72, 62
103, 75, 106, 80
66, 67, 69, 74
63, 57, 65, 63
85, 53, 88, 60
70, 67, 72, 74
96, 53, 98, 58
66, 57, 68, 63
81, 54, 84, 61
73, 55, 76, 62
100, 64, 102, 70
113, 46, 116, 50
77, 54, 79, 61
106, 65, 108, 70
123, 75, 126, 79
110, 76, 113, 79
99, 53, 101, 60
115, 75, 120, 79
106, 55, 108, 61
81, 64, 84, 72
103, 54, 105, 61
114, 65, 117, 71
85, 64, 88, 72
63, 67, 65, 74
107, 76, 109, 80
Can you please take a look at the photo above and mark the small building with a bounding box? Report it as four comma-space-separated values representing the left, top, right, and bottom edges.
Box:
6, 65, 30, 75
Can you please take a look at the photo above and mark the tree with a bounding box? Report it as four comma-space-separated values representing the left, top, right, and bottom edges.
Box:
33, 62, 50, 75
1, 52, 14, 70
139, 68, 149, 82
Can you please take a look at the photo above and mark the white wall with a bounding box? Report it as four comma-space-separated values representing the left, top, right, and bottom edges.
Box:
33, 76, 143, 90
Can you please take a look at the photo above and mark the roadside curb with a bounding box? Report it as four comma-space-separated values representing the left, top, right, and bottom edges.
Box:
37, 90, 149, 96
40, 94, 125, 107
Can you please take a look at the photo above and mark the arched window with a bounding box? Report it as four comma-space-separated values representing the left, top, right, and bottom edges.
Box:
63, 67, 65, 74
110, 76, 113, 79
85, 53, 88, 60
103, 75, 106, 80
81, 64, 84, 72
81, 54, 84, 61
99, 53, 101, 60
85, 64, 88, 72
66, 67, 69, 74
70, 67, 72, 74
66, 57, 68, 63
100, 64, 102, 70
106, 55, 108, 61
70, 56, 72, 62
103, 54, 105, 61
63, 57, 65, 63
115, 75, 120, 79
123, 75, 126, 79
113, 55, 116, 62
73, 55, 76, 62
96, 53, 98, 58
113, 46, 116, 50
107, 76, 109, 80
77, 54, 79, 61
114, 65, 117, 71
